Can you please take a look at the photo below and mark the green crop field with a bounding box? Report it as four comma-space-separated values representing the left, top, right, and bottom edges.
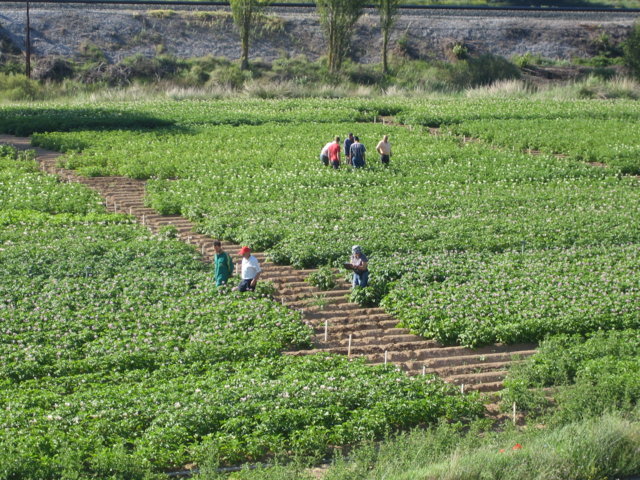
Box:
0, 145, 482, 478
4, 97, 638, 347
1, 95, 639, 477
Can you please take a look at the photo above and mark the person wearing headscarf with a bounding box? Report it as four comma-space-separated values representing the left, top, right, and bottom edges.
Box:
349, 245, 369, 288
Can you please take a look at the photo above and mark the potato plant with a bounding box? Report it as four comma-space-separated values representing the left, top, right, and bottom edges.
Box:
18, 98, 640, 350
0, 147, 483, 478
501, 330, 640, 422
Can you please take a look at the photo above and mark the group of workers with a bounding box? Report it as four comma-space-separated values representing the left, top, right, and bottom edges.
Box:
213, 243, 369, 290
320, 133, 392, 169
212, 133, 383, 290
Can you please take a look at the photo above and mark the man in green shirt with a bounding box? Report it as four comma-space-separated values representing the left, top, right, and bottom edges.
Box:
213, 240, 234, 287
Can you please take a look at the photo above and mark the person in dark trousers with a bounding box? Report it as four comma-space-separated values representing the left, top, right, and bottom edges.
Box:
348, 245, 369, 288
213, 240, 233, 287
349, 136, 366, 168
328, 136, 341, 169
233, 246, 262, 292
344, 133, 354, 166
320, 140, 333, 166
376, 135, 392, 165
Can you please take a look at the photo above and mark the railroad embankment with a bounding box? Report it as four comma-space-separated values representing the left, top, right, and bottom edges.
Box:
0, 3, 637, 64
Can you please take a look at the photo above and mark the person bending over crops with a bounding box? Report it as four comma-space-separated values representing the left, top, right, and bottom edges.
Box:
319, 139, 333, 166
376, 135, 392, 165
213, 240, 233, 287
233, 246, 262, 292
328, 136, 341, 169
350, 136, 366, 168
347, 245, 369, 288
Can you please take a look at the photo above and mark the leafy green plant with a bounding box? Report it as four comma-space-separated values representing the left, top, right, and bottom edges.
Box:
306, 265, 336, 290
158, 224, 179, 239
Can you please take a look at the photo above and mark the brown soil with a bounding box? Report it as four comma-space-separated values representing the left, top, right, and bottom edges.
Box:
1, 134, 536, 394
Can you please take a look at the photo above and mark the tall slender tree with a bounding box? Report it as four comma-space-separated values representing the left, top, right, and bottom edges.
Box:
377, 0, 400, 74
230, 0, 268, 70
316, 0, 366, 73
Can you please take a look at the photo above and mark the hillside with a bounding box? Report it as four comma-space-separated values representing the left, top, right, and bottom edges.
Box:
0, 3, 637, 65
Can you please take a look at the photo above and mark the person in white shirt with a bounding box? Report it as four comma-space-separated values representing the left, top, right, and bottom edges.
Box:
376, 135, 392, 165
234, 246, 262, 292
320, 140, 334, 166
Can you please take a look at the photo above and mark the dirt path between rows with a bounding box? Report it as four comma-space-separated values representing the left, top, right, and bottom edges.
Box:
1, 134, 536, 398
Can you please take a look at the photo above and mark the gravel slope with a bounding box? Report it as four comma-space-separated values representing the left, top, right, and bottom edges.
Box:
0, 3, 638, 63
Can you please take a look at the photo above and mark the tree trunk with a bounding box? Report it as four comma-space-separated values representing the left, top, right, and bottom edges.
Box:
25, 1, 31, 78
240, 13, 251, 70
382, 30, 389, 74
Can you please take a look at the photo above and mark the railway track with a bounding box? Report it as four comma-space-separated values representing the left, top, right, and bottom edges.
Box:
1, 0, 638, 20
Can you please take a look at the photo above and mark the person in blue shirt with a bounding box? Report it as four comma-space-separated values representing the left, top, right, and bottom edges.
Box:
344, 133, 354, 166
349, 136, 366, 168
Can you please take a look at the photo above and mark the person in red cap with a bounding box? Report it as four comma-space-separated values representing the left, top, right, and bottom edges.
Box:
233, 246, 262, 292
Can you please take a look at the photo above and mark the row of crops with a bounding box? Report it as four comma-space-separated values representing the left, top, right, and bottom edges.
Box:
12, 97, 640, 347
0, 145, 482, 478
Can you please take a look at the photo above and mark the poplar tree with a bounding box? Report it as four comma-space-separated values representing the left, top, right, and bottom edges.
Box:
230, 0, 268, 70
378, 0, 400, 74
316, 0, 367, 73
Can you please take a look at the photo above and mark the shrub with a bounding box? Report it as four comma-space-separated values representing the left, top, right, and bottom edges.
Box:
207, 64, 249, 90
33, 57, 75, 82
0, 73, 42, 100
512, 52, 543, 69
448, 54, 521, 88
451, 43, 468, 61
346, 63, 386, 86
271, 55, 325, 85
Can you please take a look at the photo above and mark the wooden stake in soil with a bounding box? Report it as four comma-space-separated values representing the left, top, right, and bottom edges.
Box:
512, 402, 517, 425
422, 366, 426, 376
201, 244, 205, 256
129, 207, 132, 215
324, 320, 328, 342
460, 384, 465, 394
384, 351, 388, 365
347, 334, 352, 358
142, 214, 145, 226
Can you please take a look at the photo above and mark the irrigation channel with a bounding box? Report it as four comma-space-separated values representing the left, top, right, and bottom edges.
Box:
0, 133, 537, 395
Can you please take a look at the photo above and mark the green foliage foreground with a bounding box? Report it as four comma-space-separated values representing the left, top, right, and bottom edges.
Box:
0, 146, 482, 478
502, 330, 640, 422
206, 411, 640, 480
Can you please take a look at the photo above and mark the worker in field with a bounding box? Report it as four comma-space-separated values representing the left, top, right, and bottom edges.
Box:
319, 139, 333, 166
376, 134, 392, 165
344, 133, 355, 165
213, 240, 233, 287
345, 245, 369, 288
349, 136, 366, 168
328, 136, 341, 169
233, 246, 262, 292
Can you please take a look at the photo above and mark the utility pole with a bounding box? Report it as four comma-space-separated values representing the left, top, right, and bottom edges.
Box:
25, 0, 31, 78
